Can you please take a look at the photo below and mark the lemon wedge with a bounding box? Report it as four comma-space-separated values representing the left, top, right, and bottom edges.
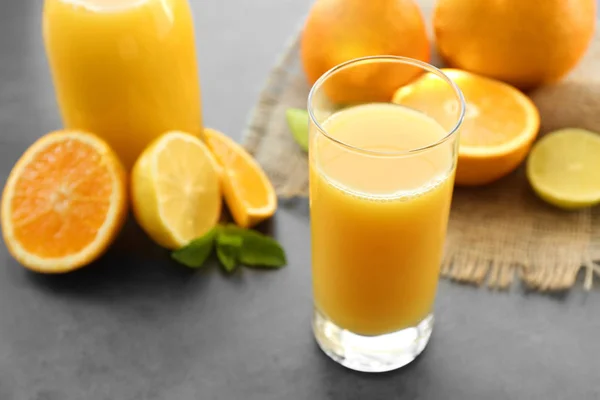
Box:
131, 131, 221, 249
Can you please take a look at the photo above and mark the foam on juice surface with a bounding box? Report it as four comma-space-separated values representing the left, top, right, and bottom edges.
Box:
314, 103, 454, 197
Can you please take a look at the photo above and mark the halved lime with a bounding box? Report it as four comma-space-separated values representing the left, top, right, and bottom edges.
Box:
526, 128, 600, 210
285, 108, 309, 152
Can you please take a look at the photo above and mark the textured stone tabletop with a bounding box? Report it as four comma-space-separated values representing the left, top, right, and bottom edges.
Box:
0, 1, 599, 399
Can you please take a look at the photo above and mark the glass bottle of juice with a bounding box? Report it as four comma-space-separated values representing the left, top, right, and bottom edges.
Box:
43, 0, 203, 168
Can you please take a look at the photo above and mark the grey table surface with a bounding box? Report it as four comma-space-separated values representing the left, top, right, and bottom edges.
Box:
1, 1, 600, 399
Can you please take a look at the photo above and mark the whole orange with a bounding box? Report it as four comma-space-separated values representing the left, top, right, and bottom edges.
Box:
433, 0, 596, 89
300, 0, 430, 104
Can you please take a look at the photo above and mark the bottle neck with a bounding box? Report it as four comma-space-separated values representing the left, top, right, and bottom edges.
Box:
61, 0, 148, 12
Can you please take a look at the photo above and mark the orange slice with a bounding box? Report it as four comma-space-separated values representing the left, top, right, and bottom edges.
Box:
204, 128, 276, 228
1, 130, 127, 273
393, 68, 540, 186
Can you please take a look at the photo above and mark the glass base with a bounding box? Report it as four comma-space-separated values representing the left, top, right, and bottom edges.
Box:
313, 309, 433, 373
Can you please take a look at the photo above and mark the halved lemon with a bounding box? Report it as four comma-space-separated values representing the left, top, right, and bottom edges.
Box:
204, 128, 276, 228
1, 130, 127, 273
527, 128, 600, 210
131, 131, 221, 249
393, 68, 540, 186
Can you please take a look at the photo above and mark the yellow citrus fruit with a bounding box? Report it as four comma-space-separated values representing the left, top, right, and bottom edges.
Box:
204, 128, 276, 229
433, 0, 596, 89
1, 130, 127, 273
392, 69, 540, 186
527, 128, 600, 210
131, 131, 221, 249
300, 0, 429, 103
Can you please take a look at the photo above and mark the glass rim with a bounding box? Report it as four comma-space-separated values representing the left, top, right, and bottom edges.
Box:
307, 55, 466, 157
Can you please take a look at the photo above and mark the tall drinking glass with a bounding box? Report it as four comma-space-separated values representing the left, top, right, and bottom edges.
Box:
308, 56, 465, 373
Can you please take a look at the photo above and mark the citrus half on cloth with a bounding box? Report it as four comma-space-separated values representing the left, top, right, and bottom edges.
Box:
527, 128, 600, 210
392, 69, 540, 186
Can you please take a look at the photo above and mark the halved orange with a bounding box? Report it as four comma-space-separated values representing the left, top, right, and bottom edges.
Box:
393, 68, 540, 186
204, 128, 276, 228
1, 130, 127, 273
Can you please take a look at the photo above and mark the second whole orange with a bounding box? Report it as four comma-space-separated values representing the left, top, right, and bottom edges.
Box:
300, 0, 430, 104
433, 0, 596, 89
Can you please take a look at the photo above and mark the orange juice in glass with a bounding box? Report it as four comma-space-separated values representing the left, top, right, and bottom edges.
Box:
309, 57, 465, 373
43, 0, 203, 168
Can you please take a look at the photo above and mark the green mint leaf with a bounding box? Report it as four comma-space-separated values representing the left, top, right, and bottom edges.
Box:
219, 224, 287, 268
239, 231, 287, 268
216, 245, 238, 272
285, 108, 309, 152
217, 228, 244, 247
215, 228, 242, 273
219, 224, 249, 237
171, 228, 217, 268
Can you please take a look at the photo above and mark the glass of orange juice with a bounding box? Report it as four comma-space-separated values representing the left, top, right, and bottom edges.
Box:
43, 0, 203, 169
309, 56, 465, 373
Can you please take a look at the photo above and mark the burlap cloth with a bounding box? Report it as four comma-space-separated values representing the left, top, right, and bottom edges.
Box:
242, 1, 600, 291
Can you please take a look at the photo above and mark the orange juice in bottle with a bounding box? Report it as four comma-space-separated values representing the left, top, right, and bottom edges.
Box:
43, 0, 203, 168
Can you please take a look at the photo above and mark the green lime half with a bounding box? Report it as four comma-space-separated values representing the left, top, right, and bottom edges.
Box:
526, 128, 600, 210
285, 108, 309, 152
